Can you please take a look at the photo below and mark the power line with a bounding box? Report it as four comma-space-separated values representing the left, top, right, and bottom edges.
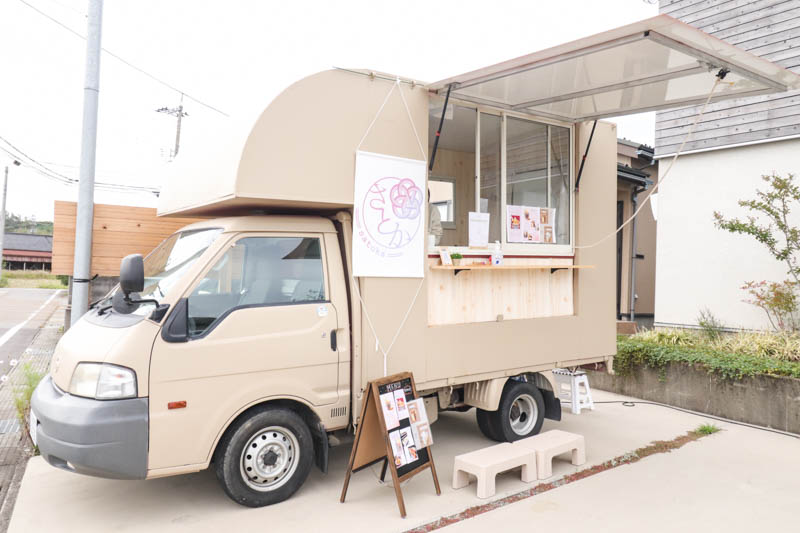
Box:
0, 136, 160, 195
16, 0, 229, 117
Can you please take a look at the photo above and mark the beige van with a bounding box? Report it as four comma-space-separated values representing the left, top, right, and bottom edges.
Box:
31, 15, 800, 507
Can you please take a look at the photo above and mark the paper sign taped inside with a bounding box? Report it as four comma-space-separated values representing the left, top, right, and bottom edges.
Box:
469, 212, 490, 248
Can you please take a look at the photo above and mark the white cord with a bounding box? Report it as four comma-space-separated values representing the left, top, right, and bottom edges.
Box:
356, 77, 427, 161
351, 275, 425, 377
575, 77, 729, 250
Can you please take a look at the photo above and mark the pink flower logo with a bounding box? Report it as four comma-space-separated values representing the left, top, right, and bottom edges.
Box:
358, 177, 423, 251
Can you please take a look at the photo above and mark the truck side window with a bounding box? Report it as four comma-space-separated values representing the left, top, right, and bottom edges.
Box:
187, 236, 325, 337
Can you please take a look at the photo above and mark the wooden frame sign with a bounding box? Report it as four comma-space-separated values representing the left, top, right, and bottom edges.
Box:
340, 372, 441, 517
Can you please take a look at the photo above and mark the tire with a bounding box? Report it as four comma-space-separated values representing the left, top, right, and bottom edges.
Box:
489, 381, 545, 442
214, 407, 313, 507
476, 408, 502, 441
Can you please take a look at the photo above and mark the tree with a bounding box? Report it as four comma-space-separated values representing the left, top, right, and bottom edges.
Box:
3, 212, 53, 235
714, 173, 800, 331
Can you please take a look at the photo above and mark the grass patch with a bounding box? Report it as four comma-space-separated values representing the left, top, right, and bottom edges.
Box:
1, 270, 60, 280
696, 423, 721, 435
1, 270, 67, 289
13, 363, 45, 451
615, 336, 800, 380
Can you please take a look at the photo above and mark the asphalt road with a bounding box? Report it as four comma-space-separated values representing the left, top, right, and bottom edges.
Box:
0, 288, 66, 380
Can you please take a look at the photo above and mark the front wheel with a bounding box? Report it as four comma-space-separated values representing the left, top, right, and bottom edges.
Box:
214, 407, 313, 507
490, 381, 545, 441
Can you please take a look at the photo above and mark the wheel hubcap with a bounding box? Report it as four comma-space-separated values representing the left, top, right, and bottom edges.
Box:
509, 394, 537, 435
240, 426, 299, 492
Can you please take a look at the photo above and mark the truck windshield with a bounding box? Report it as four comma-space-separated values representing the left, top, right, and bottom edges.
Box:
131, 228, 222, 313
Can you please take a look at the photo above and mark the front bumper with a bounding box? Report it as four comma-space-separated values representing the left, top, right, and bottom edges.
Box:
30, 375, 148, 480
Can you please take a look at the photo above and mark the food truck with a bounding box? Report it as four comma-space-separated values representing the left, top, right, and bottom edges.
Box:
31, 15, 800, 507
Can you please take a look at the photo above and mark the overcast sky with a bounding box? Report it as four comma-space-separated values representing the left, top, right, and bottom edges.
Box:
0, 0, 658, 221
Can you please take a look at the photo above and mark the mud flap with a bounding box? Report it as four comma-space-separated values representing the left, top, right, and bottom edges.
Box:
542, 389, 562, 421
311, 422, 329, 474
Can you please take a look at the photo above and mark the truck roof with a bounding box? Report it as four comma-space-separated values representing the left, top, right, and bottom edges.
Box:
179, 215, 337, 234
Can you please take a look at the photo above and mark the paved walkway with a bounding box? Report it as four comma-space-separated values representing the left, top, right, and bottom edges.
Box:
0, 290, 66, 533
9, 384, 799, 532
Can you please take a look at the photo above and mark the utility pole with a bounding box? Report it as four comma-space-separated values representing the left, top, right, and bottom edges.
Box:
156, 93, 188, 159
70, 0, 104, 326
0, 161, 20, 277
0, 167, 7, 276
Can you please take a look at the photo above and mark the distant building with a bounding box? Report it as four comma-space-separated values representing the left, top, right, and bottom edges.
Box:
655, 0, 800, 330
2, 233, 53, 270
617, 140, 658, 329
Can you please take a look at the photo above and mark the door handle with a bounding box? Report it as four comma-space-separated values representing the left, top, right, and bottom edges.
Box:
330, 329, 337, 351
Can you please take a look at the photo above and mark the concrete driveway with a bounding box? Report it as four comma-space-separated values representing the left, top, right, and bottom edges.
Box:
9, 389, 800, 532
0, 289, 65, 379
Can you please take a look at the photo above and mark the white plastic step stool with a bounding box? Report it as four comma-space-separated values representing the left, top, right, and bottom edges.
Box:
452, 443, 537, 499
553, 368, 594, 415
514, 430, 586, 479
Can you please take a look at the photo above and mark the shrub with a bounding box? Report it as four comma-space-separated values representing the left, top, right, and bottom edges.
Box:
633, 328, 695, 347
0, 277, 7, 288
697, 308, 725, 341
615, 336, 800, 380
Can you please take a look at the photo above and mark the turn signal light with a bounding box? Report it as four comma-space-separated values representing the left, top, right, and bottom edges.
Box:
168, 401, 187, 410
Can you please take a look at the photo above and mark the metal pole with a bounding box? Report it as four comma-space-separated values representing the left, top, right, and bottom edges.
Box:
628, 186, 643, 323
70, 0, 104, 326
0, 167, 7, 275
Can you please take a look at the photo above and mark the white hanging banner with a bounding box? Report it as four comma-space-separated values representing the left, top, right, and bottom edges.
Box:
353, 151, 427, 278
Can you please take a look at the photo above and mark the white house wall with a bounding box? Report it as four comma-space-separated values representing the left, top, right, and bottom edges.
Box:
655, 137, 800, 330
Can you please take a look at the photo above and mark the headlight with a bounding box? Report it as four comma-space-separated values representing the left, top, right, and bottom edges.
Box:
69, 363, 137, 400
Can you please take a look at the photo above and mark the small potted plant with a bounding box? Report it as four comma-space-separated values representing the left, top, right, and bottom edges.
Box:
450, 252, 464, 266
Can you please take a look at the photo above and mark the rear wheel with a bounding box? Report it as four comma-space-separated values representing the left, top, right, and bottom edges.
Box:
490, 381, 545, 442
476, 408, 502, 441
214, 407, 313, 507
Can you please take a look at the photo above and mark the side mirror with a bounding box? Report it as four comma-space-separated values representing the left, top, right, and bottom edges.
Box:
161, 298, 189, 343
120, 254, 144, 296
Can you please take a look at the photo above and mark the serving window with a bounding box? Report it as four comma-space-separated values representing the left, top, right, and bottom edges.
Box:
428, 98, 573, 255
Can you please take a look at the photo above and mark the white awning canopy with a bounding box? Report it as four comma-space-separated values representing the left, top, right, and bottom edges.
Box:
429, 15, 800, 123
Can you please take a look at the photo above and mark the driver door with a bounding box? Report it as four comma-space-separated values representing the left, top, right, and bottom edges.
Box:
148, 233, 339, 470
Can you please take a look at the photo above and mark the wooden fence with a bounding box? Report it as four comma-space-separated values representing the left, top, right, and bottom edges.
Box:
52, 201, 205, 276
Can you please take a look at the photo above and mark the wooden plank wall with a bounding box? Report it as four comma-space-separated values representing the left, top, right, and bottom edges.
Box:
427, 257, 574, 326
430, 149, 475, 245
52, 201, 206, 276
656, 0, 800, 155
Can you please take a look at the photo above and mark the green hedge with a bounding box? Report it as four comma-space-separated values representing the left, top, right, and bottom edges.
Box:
615, 337, 800, 381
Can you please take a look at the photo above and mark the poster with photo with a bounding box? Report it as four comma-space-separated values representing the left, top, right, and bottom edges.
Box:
411, 422, 434, 448
393, 389, 409, 420
407, 398, 427, 424
506, 205, 523, 243
399, 427, 417, 463
507, 205, 556, 243
388, 430, 406, 467
543, 224, 554, 243
380, 392, 400, 430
